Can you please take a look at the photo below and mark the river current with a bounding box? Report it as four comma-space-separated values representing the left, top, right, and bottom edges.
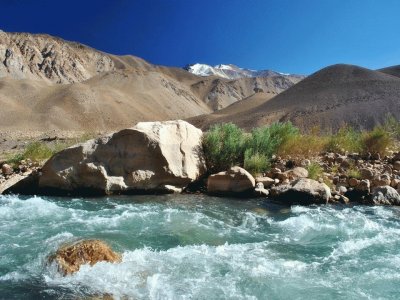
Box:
0, 194, 399, 299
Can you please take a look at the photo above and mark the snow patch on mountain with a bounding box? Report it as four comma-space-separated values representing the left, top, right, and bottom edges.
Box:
185, 63, 303, 80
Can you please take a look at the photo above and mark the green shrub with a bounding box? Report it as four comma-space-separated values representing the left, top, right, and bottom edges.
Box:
306, 162, 323, 180
383, 115, 400, 140
203, 123, 247, 172
246, 122, 299, 157
347, 167, 361, 179
243, 150, 270, 176
361, 127, 393, 155
279, 134, 328, 157
325, 126, 362, 153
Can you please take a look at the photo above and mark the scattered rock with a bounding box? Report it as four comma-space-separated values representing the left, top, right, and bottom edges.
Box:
207, 166, 255, 195
284, 167, 308, 180
1, 164, 13, 175
270, 178, 331, 205
360, 168, 374, 180
254, 182, 269, 197
348, 177, 359, 187
255, 176, 274, 188
49, 240, 121, 275
356, 179, 370, 193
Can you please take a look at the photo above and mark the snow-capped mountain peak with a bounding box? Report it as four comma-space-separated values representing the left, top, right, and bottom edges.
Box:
184, 63, 302, 80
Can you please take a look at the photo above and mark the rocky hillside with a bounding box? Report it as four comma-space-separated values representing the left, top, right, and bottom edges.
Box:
190, 64, 400, 131
0, 31, 119, 83
0, 31, 301, 132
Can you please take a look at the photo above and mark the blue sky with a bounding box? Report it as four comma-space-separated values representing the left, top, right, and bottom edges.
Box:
2, 0, 400, 74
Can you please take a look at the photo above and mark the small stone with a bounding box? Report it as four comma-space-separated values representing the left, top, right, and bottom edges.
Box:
356, 179, 370, 193
373, 174, 391, 187
255, 176, 275, 188
371, 153, 381, 161
348, 178, 359, 187
391, 179, 400, 189
393, 161, 400, 171
271, 168, 282, 174
383, 165, 393, 175
360, 168, 374, 180
337, 185, 347, 195
300, 159, 311, 167
1, 164, 13, 175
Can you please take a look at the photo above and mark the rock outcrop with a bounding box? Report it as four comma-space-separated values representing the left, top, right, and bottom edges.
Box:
271, 178, 331, 205
49, 240, 121, 275
39, 120, 206, 195
0, 31, 115, 83
207, 166, 255, 195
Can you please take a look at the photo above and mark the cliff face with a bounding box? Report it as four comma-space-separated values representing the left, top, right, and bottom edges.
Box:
0, 32, 115, 83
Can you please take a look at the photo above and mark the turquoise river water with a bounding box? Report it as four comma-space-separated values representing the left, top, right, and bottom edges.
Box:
0, 194, 399, 299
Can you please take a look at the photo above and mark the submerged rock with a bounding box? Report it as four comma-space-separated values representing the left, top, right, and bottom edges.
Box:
207, 166, 255, 195
39, 120, 206, 195
49, 240, 121, 275
270, 178, 331, 205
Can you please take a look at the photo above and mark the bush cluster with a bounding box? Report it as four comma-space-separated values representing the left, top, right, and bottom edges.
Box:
203, 119, 399, 175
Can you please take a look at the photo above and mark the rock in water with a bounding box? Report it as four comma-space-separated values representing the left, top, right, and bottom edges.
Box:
371, 186, 400, 205
271, 178, 331, 205
49, 240, 121, 275
207, 166, 255, 195
39, 120, 206, 195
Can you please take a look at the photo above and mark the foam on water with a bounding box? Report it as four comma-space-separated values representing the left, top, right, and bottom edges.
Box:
1, 194, 400, 299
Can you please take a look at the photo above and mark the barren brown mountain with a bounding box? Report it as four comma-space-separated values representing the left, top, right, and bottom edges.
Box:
0, 31, 301, 133
190, 64, 400, 131
378, 65, 400, 78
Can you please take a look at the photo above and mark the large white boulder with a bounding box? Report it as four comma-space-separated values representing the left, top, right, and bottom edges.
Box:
39, 120, 206, 194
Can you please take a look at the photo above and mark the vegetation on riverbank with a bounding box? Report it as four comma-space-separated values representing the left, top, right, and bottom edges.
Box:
5, 133, 97, 167
203, 118, 400, 175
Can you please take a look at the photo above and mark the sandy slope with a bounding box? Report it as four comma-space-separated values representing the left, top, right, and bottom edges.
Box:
190, 64, 400, 131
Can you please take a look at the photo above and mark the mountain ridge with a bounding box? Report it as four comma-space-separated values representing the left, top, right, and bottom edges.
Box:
189, 63, 400, 131
184, 63, 305, 80
0, 31, 302, 132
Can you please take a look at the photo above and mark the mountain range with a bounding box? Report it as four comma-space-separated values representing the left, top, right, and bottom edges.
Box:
1, 30, 399, 134
189, 64, 400, 131
0, 31, 302, 132
184, 63, 304, 80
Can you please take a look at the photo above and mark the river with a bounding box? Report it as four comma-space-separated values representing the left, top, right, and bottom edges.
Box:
0, 194, 399, 299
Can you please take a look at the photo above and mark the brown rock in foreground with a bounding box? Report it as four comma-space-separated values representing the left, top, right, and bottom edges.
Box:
49, 240, 121, 275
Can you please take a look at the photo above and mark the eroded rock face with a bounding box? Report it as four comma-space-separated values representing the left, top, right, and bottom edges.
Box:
49, 240, 121, 275
0, 31, 115, 83
207, 166, 255, 195
39, 120, 206, 195
271, 178, 331, 205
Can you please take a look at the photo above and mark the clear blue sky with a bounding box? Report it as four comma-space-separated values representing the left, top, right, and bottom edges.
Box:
2, 0, 400, 74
